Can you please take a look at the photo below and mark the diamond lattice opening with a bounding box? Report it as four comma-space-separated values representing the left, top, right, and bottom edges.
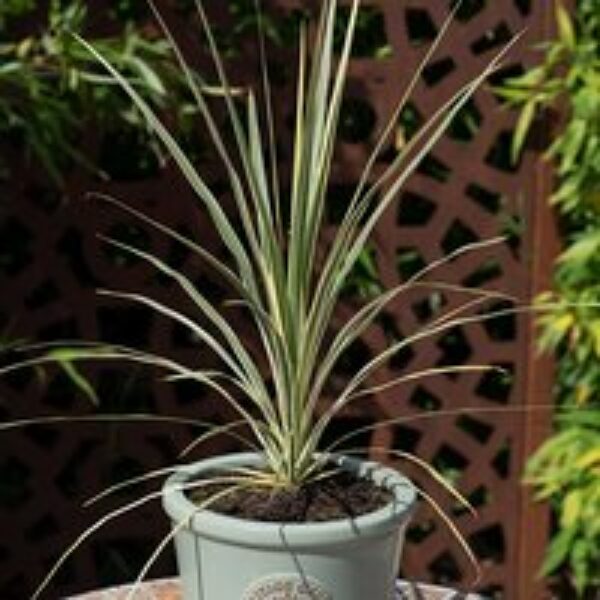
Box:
397, 191, 437, 226
409, 386, 442, 411
441, 219, 479, 255
466, 183, 501, 214
475, 363, 513, 404
423, 57, 456, 87
471, 22, 513, 55
405, 8, 437, 47
469, 524, 506, 563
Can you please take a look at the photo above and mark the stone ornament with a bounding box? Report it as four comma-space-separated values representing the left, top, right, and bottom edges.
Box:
242, 574, 332, 600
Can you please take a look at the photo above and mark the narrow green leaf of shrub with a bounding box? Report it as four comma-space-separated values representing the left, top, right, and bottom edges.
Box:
511, 99, 536, 162
51, 353, 99, 405
555, 1, 576, 50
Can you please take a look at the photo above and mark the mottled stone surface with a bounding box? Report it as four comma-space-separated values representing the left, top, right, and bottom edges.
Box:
68, 578, 484, 599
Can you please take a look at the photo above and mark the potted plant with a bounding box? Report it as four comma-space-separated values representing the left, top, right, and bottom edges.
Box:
1, 0, 517, 598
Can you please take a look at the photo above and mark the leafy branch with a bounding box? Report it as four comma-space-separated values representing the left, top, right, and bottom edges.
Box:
498, 1, 600, 595
0, 0, 194, 184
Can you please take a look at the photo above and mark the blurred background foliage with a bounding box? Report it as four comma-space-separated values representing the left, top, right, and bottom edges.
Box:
0, 0, 397, 188
0, 0, 197, 185
499, 1, 600, 596
0, 0, 207, 405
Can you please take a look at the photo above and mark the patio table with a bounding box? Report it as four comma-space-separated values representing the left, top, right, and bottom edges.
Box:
68, 577, 486, 599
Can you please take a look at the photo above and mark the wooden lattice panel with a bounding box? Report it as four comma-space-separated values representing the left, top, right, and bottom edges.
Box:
0, 2, 553, 599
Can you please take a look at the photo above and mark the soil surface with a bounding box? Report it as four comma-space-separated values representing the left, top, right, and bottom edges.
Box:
188, 469, 393, 522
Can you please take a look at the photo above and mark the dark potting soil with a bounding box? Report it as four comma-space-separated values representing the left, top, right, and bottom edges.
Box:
188, 469, 394, 523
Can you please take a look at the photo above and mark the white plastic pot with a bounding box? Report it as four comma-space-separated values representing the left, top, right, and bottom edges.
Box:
162, 452, 417, 600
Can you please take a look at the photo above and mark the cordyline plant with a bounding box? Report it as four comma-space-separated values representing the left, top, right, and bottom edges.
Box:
1, 0, 527, 596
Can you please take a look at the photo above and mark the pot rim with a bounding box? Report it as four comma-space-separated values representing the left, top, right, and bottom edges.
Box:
161, 452, 416, 549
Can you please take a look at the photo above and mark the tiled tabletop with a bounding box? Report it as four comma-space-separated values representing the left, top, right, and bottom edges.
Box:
68, 578, 483, 599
